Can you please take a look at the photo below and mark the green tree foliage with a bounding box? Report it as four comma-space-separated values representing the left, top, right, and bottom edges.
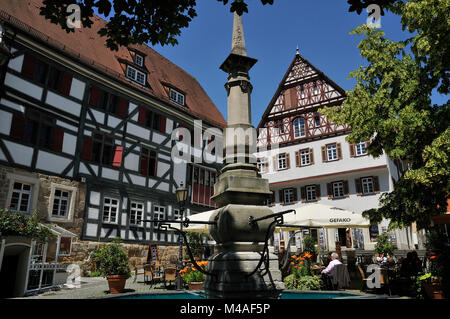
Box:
323, 0, 449, 230
91, 237, 131, 278
40, 0, 273, 51
0, 208, 55, 241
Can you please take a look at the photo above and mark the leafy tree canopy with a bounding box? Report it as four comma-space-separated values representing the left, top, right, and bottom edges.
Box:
40, 0, 273, 51
323, 0, 449, 230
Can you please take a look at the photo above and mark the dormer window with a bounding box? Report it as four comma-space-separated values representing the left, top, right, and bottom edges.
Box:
170, 88, 185, 106
135, 54, 144, 67
126, 65, 146, 86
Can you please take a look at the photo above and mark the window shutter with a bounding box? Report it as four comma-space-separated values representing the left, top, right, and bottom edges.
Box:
21, 53, 36, 79
349, 143, 356, 157
327, 183, 333, 199
116, 97, 128, 118
284, 89, 292, 109
52, 127, 64, 152
315, 184, 321, 200
337, 143, 342, 159
286, 153, 290, 169
293, 188, 298, 202
270, 191, 275, 206
373, 176, 380, 193
309, 148, 314, 164
89, 86, 101, 107
10, 113, 26, 140
273, 155, 278, 171
290, 87, 297, 109
279, 190, 284, 205
81, 137, 93, 161
343, 180, 349, 197
295, 151, 300, 167
160, 115, 167, 133
300, 187, 306, 203
138, 106, 146, 125
112, 146, 123, 167
60, 72, 73, 96
321, 146, 327, 162
355, 178, 362, 196
140, 156, 148, 175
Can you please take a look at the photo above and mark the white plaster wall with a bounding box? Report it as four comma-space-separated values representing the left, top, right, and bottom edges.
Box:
62, 132, 77, 155
69, 78, 86, 100
46, 91, 82, 117
124, 153, 139, 171
35, 151, 71, 174
157, 161, 170, 178
3, 140, 33, 166
7, 54, 24, 72
101, 167, 120, 181
0, 110, 12, 135
127, 122, 151, 140
0, 98, 26, 113
4, 73, 43, 100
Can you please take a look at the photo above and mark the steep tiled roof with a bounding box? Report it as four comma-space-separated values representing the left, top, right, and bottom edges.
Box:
0, 0, 226, 128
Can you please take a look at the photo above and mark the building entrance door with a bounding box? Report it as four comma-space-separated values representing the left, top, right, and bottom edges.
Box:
0, 255, 19, 298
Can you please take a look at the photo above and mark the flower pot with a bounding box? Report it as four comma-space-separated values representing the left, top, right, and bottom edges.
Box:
423, 282, 445, 299
107, 275, 128, 294
188, 282, 204, 290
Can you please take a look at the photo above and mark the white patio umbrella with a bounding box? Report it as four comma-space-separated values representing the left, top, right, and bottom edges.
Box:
276, 203, 370, 232
169, 209, 216, 233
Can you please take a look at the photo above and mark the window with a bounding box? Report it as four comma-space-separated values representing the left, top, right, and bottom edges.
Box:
169, 88, 185, 106
48, 67, 73, 96
59, 237, 72, 256
276, 119, 285, 134
130, 201, 144, 226
108, 95, 129, 117
51, 189, 70, 218
10, 111, 64, 153
278, 153, 288, 170
153, 205, 166, 228
10, 182, 32, 213
361, 177, 374, 195
173, 209, 181, 220
300, 149, 310, 166
293, 118, 306, 138
190, 165, 217, 207
135, 54, 144, 67
313, 82, 318, 95
284, 188, 295, 204
92, 133, 114, 165
153, 113, 167, 133
126, 65, 146, 86
332, 182, 344, 198
21, 53, 48, 85
327, 144, 338, 161
140, 147, 157, 177
306, 185, 316, 202
137, 106, 153, 128
370, 225, 379, 242
103, 197, 119, 223
355, 141, 367, 156
257, 158, 268, 173
89, 86, 109, 110
300, 84, 305, 98
314, 112, 321, 127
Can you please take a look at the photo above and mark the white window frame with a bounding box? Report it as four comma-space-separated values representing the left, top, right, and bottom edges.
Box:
130, 201, 144, 226
102, 197, 119, 224
293, 118, 306, 138
356, 141, 367, 156
257, 158, 268, 173
332, 181, 344, 198
361, 177, 374, 195
48, 183, 77, 223
6, 172, 40, 214
300, 149, 310, 166
135, 54, 144, 67
284, 188, 295, 204
306, 185, 316, 202
327, 144, 338, 161
126, 65, 146, 86
153, 205, 166, 228
169, 88, 185, 106
278, 153, 287, 170
173, 208, 181, 220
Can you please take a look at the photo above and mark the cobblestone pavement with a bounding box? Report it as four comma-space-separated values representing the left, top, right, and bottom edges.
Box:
16, 275, 175, 299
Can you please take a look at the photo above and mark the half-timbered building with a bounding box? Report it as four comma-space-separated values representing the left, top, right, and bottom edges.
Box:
0, 0, 225, 294
257, 50, 425, 254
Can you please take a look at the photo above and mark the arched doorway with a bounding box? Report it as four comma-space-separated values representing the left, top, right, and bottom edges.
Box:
0, 242, 31, 298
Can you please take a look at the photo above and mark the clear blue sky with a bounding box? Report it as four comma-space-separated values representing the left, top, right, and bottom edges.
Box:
148, 1, 447, 127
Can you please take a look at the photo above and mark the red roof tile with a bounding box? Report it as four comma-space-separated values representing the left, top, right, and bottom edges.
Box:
0, 0, 226, 128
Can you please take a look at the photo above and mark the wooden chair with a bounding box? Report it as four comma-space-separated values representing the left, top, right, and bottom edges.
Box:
148, 264, 164, 288
357, 265, 372, 292
134, 263, 150, 283
163, 265, 177, 289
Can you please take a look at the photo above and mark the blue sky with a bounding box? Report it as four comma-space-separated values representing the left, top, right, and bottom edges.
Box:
148, 1, 447, 127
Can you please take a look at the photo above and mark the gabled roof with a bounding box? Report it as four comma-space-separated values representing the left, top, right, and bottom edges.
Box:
257, 52, 346, 130
0, 0, 226, 128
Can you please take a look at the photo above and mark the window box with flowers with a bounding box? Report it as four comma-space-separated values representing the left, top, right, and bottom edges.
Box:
0, 208, 55, 242
179, 260, 208, 290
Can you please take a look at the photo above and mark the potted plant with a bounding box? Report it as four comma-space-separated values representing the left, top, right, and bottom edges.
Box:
91, 237, 131, 294
179, 260, 208, 290
374, 232, 397, 260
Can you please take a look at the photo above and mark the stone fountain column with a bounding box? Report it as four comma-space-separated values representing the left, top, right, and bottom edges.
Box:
204, 13, 284, 299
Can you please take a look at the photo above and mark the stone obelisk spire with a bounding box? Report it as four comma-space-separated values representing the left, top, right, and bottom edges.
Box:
205, 12, 283, 299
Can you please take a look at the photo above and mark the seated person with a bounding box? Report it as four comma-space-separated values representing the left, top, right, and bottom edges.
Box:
321, 252, 342, 288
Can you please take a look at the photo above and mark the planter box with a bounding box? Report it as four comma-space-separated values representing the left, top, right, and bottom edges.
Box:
107, 275, 128, 294
188, 282, 204, 290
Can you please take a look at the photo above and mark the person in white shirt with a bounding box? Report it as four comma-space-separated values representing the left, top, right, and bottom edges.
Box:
321, 252, 342, 280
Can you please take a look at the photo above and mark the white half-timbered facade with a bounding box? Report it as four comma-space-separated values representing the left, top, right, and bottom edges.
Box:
0, 1, 225, 250
256, 51, 425, 253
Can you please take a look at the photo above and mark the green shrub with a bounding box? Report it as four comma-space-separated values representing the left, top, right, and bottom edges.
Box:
374, 232, 397, 256
284, 274, 297, 290
303, 235, 317, 254
0, 208, 54, 241
91, 238, 131, 278
284, 274, 321, 290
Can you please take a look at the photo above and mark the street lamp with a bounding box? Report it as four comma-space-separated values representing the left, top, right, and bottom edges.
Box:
175, 182, 188, 290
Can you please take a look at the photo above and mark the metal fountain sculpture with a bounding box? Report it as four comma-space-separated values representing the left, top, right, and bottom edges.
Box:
142, 12, 295, 299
